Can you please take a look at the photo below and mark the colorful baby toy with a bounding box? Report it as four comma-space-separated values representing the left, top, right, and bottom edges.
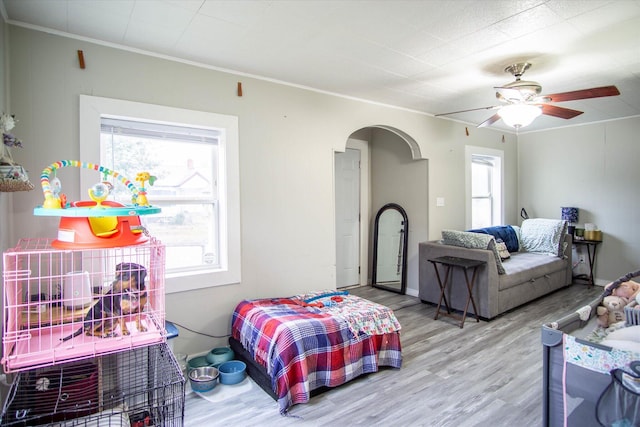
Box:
134, 171, 157, 207
34, 160, 160, 249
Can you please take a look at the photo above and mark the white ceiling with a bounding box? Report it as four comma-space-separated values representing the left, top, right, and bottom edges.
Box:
2, 0, 640, 132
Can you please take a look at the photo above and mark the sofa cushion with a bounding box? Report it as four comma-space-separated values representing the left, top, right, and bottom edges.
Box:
441, 229, 505, 274
498, 252, 569, 291
520, 218, 568, 257
467, 225, 519, 252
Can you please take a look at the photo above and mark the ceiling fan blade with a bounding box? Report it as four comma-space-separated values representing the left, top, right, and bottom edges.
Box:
544, 85, 620, 103
477, 113, 501, 128
540, 104, 583, 119
435, 105, 499, 117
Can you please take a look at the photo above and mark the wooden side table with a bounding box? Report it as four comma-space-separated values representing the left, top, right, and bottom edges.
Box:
573, 239, 601, 286
428, 256, 485, 328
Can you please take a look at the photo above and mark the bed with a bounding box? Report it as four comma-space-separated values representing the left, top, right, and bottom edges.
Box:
541, 271, 640, 427
229, 290, 402, 414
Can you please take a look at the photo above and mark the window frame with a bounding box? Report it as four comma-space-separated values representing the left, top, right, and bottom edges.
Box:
465, 146, 504, 229
79, 95, 241, 293
100, 117, 221, 273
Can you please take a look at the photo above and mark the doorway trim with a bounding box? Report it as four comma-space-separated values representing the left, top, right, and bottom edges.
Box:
334, 138, 370, 288
347, 138, 370, 287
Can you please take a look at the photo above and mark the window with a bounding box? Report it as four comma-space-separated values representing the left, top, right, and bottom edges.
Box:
465, 146, 503, 229
80, 95, 240, 293
100, 118, 220, 271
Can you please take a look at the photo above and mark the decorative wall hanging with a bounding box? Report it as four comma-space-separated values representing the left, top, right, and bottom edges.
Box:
0, 113, 34, 192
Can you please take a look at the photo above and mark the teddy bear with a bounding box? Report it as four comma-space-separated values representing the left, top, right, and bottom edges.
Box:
596, 295, 629, 328
605, 279, 640, 300
627, 291, 640, 310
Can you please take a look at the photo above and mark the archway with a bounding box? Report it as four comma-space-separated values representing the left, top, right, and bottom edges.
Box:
335, 125, 427, 296
369, 125, 422, 160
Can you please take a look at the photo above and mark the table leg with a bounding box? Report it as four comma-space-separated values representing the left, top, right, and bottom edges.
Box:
431, 262, 451, 320
460, 266, 481, 328
586, 244, 597, 286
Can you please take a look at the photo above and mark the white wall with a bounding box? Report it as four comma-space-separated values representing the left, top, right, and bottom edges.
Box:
370, 129, 428, 296
0, 13, 12, 256
518, 117, 640, 284
0, 14, 9, 365
5, 26, 514, 355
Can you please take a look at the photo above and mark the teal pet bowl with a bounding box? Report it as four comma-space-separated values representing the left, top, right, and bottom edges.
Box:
218, 360, 246, 385
206, 347, 234, 367
187, 355, 212, 372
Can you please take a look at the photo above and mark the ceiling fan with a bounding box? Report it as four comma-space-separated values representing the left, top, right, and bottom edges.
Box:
436, 62, 620, 129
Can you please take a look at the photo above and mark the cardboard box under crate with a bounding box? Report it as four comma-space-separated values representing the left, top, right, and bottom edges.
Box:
0, 342, 185, 426
2, 238, 166, 373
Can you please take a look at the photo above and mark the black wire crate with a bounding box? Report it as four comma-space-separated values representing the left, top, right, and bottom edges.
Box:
1, 343, 185, 426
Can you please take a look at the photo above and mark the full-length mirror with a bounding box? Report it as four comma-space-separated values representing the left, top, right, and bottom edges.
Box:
372, 203, 408, 294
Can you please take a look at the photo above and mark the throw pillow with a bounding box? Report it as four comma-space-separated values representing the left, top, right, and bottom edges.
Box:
467, 225, 519, 253
495, 239, 511, 260
441, 230, 505, 274
520, 218, 568, 257
442, 229, 491, 249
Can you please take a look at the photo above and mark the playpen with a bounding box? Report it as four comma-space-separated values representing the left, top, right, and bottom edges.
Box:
541, 271, 640, 426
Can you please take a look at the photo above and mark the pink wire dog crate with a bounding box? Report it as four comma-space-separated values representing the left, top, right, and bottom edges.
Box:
2, 237, 166, 373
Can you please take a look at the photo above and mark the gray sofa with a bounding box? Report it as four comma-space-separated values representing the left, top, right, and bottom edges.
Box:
419, 221, 573, 320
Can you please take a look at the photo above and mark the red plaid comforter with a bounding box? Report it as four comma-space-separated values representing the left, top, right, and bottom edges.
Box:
231, 292, 402, 414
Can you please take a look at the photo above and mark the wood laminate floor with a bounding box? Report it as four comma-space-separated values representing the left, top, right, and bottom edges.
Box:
183, 284, 603, 426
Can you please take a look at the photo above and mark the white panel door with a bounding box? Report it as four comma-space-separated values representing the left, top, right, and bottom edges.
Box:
335, 148, 360, 287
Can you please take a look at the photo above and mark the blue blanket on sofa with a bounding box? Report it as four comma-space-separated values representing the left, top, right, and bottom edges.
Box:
467, 225, 519, 253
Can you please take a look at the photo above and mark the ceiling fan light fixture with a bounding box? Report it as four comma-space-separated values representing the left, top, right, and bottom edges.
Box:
498, 104, 542, 128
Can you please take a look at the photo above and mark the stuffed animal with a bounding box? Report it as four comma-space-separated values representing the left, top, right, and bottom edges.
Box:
605, 280, 640, 300
596, 295, 629, 328
627, 292, 640, 310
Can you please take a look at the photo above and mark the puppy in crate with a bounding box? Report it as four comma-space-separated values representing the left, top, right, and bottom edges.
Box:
60, 262, 148, 341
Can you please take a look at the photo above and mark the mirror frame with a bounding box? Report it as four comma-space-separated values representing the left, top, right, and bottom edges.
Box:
371, 203, 408, 295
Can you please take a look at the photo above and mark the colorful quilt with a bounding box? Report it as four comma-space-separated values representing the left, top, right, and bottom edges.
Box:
231, 291, 402, 414
564, 334, 640, 374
